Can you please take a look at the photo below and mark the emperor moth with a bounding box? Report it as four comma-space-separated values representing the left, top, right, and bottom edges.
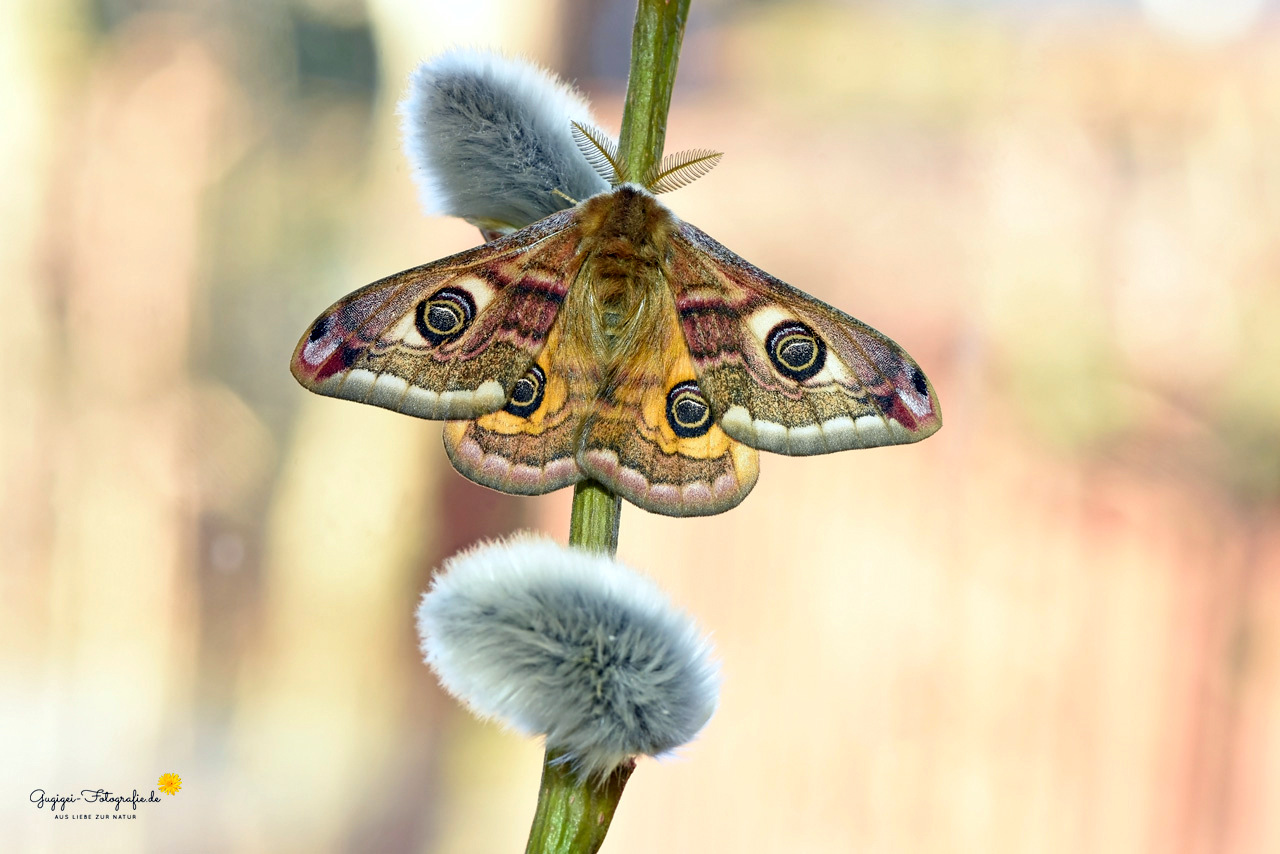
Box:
291, 51, 941, 517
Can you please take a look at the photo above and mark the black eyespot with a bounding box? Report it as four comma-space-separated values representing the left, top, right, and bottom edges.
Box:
308, 316, 330, 342
504, 364, 546, 418
415, 287, 477, 346
766, 320, 826, 382
666, 381, 712, 438
911, 367, 928, 396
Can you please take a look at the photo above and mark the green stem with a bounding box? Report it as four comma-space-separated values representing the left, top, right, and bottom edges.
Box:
535, 3, 690, 852
617, 0, 692, 181
568, 480, 621, 554
523, 752, 636, 854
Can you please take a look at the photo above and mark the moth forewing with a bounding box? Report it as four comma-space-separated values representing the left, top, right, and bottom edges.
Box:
665, 219, 942, 457
290, 208, 583, 421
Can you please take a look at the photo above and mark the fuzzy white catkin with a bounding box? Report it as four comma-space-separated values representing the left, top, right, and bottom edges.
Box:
417, 534, 721, 779
398, 49, 610, 233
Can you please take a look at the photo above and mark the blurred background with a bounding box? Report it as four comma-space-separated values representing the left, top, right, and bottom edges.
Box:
3, 0, 1279, 851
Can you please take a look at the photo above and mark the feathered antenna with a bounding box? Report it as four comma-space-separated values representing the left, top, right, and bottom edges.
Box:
570, 118, 722, 195
571, 121, 629, 187
644, 148, 723, 194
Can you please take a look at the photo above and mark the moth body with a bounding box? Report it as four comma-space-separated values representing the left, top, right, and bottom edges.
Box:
565, 185, 676, 372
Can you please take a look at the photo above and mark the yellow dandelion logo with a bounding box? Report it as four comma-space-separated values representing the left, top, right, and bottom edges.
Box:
157, 773, 182, 796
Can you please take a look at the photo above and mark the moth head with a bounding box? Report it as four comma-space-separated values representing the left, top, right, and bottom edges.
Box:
571, 121, 722, 195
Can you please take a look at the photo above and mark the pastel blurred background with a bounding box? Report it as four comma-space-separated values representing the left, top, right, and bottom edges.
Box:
4, 0, 1280, 851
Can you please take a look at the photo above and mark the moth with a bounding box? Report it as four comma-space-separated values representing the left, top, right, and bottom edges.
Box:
291, 51, 941, 517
